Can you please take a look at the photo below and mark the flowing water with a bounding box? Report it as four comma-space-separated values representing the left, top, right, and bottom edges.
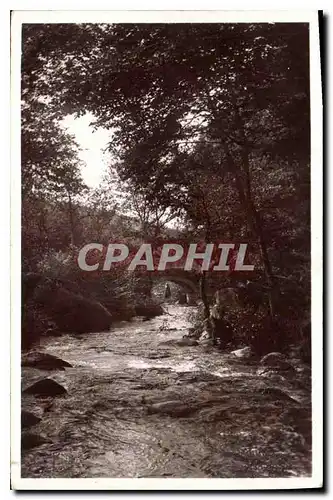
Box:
21, 305, 311, 478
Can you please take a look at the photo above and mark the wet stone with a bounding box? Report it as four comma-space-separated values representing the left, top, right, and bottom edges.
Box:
261, 387, 299, 404
147, 400, 197, 417
21, 433, 52, 451
259, 352, 294, 371
23, 378, 67, 397
22, 352, 72, 371
231, 347, 253, 359
21, 410, 42, 429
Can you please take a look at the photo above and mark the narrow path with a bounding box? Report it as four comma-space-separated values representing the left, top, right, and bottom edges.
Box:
21, 306, 311, 478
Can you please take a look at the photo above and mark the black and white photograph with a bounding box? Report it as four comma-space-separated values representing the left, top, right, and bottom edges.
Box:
10, 10, 323, 490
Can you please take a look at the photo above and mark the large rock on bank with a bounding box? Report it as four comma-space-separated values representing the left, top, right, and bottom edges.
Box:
40, 287, 113, 334
24, 273, 113, 334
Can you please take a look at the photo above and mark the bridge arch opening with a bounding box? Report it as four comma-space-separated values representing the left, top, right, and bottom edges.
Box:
150, 275, 199, 305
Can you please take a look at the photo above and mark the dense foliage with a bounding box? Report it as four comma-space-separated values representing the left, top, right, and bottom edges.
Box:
21, 23, 311, 356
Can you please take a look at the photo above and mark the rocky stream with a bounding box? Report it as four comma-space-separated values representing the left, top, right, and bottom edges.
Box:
21, 305, 311, 478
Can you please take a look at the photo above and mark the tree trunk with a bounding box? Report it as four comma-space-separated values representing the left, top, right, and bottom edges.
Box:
224, 145, 278, 318
67, 191, 76, 247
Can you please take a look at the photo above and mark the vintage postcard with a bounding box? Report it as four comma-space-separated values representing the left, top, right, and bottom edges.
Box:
11, 10, 323, 490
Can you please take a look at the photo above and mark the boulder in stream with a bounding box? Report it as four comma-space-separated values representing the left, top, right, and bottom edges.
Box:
21, 410, 42, 429
231, 346, 253, 359
22, 352, 72, 371
21, 433, 52, 451
147, 400, 196, 417
261, 387, 300, 404
260, 352, 294, 371
23, 378, 67, 397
